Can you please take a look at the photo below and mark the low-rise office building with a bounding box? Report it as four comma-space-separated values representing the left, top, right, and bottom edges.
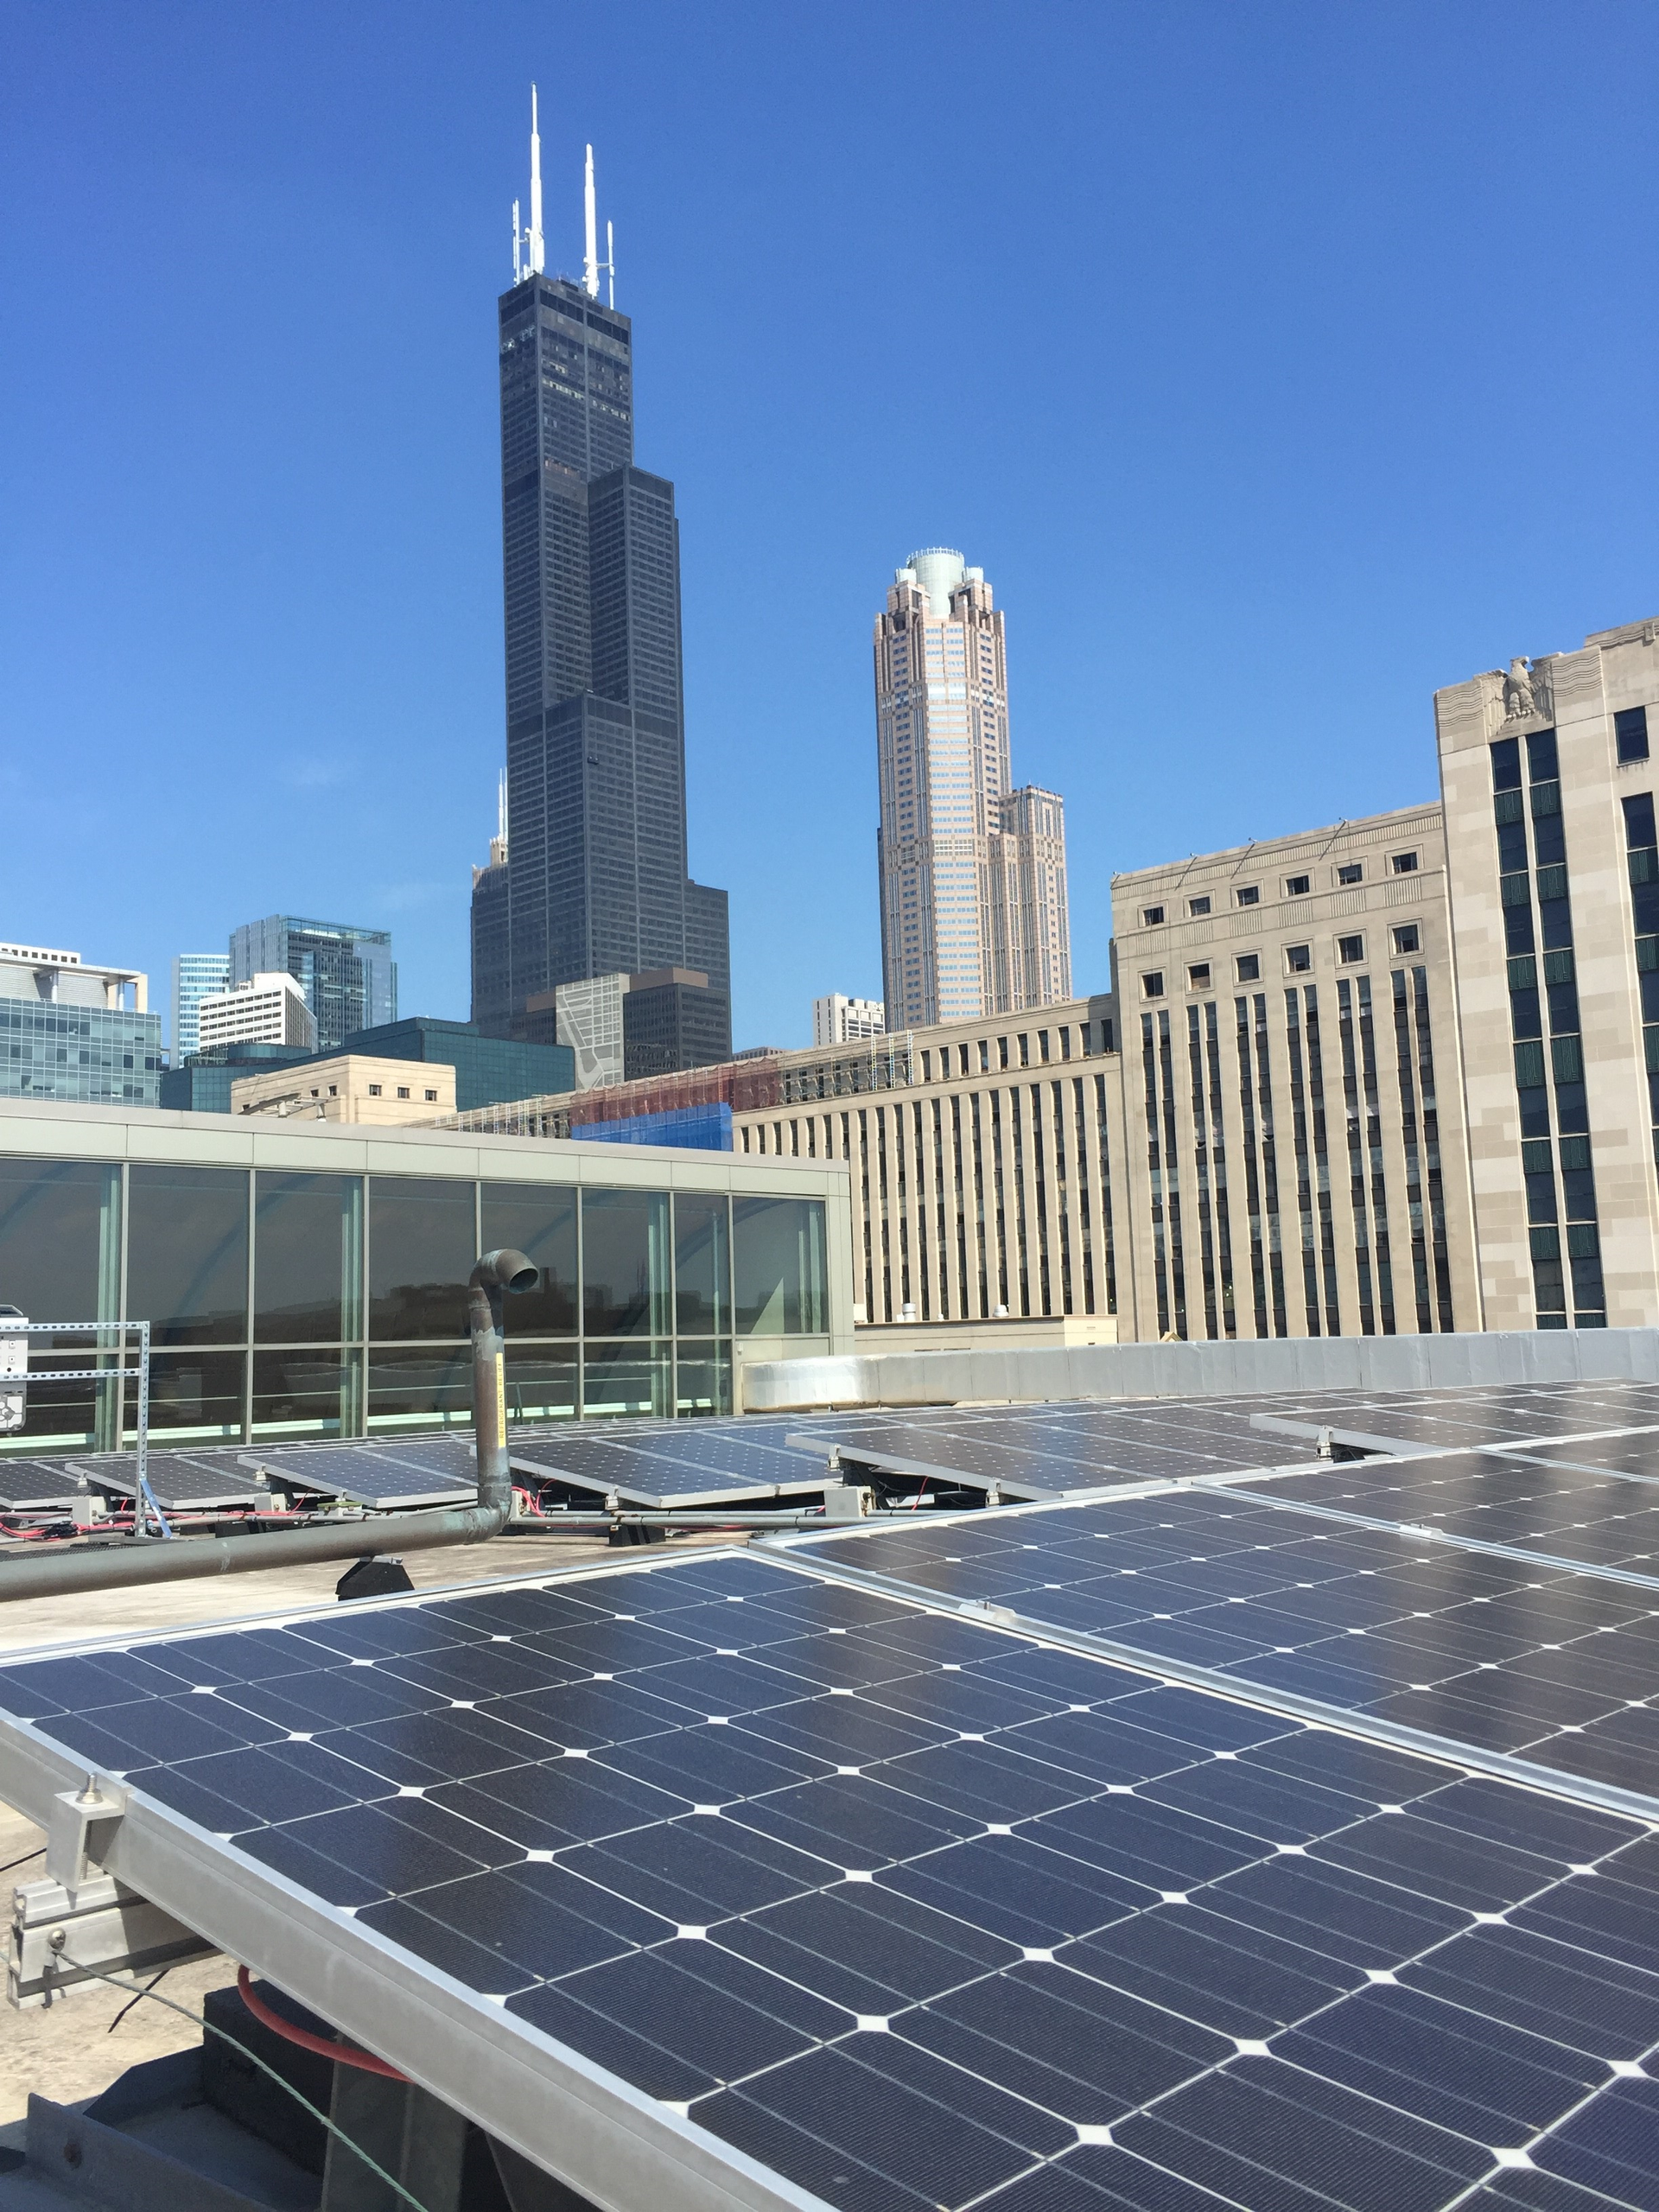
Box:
0, 1096, 850, 1448
0, 945, 161, 1108
231, 1055, 458, 1125
200, 971, 318, 1052
813, 995, 886, 1046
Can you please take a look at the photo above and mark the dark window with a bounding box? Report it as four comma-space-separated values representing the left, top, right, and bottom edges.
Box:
1187, 963, 1211, 988
480, 1183, 578, 1333
1336, 863, 1363, 886
1510, 988, 1542, 1039
672, 1193, 730, 1334
369, 1178, 474, 1340
1286, 945, 1312, 973
1496, 819, 1529, 873
1392, 925, 1421, 955
1236, 886, 1260, 906
1142, 972, 1165, 999
1187, 896, 1211, 917
1236, 954, 1260, 982
1491, 736, 1522, 791
1141, 906, 1165, 926
0, 1157, 120, 1329
253, 1172, 363, 1344
582, 1189, 671, 1338
1531, 811, 1567, 868
1616, 706, 1650, 763
1285, 875, 1310, 897
1390, 851, 1419, 874
1527, 728, 1559, 781
1624, 792, 1657, 849
734, 1197, 826, 1334
127, 1165, 248, 1346
1338, 935, 1363, 964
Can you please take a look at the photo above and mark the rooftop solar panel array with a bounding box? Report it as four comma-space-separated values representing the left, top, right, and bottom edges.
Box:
0, 1459, 86, 1511
507, 1425, 829, 1508
800, 1490, 1659, 1808
790, 1402, 1316, 1498
67, 1448, 271, 1511
1237, 1449, 1659, 1577
0, 1548, 1656, 2212
240, 1437, 480, 1509
1250, 1380, 1659, 1456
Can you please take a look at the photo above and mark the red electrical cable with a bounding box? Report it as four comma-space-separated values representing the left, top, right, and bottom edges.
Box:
236, 1964, 408, 2080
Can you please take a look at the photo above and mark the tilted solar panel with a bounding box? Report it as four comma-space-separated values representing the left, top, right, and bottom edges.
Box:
67, 1450, 270, 1511
1242, 1450, 1659, 1577
0, 1458, 86, 1510
798, 1492, 1659, 1808
239, 1439, 477, 1509
0, 1548, 1654, 2212
508, 1428, 826, 1508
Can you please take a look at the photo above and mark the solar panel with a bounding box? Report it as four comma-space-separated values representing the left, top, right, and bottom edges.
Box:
1251, 1381, 1659, 1457
67, 1449, 270, 1512
786, 1408, 1313, 1500
0, 1458, 86, 1511
508, 1427, 828, 1509
1236, 1450, 1659, 1577
798, 1491, 1659, 1809
0, 1547, 1654, 2212
239, 1438, 478, 1509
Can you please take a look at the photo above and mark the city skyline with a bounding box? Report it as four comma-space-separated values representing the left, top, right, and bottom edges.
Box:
4, 6, 1656, 1051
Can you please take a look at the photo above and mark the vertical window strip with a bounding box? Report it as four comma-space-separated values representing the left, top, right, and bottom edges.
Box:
1357, 976, 1395, 1333
1234, 997, 1269, 1337
1092, 1072, 1118, 1317
1141, 1013, 1170, 1338
1051, 1079, 1074, 1315
1624, 788, 1659, 1178
1010, 1087, 1031, 1315
1284, 989, 1320, 1333
1205, 1001, 1236, 1340
1391, 970, 1434, 1332
1031, 1084, 1052, 1314
1303, 987, 1341, 1334
1158, 1010, 1188, 1336
1409, 969, 1457, 1332
1337, 979, 1376, 1333
1073, 1077, 1096, 1316
1255, 994, 1288, 1336
1187, 1005, 1219, 1338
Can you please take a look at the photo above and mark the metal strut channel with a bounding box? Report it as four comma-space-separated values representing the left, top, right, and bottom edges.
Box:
759, 1545, 1659, 1830
1192, 1478, 1659, 1595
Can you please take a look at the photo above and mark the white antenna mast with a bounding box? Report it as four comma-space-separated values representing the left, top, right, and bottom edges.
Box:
583, 143, 599, 297
527, 86, 545, 276
497, 767, 509, 843
512, 198, 522, 284
606, 219, 615, 308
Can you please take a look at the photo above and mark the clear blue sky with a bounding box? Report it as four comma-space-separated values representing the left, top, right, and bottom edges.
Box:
3, 2, 1654, 1052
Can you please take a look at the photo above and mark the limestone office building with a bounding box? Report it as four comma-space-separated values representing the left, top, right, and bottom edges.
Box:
721, 616, 1659, 1341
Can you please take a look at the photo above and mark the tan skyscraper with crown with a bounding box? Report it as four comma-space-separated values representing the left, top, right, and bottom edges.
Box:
874, 549, 1071, 1030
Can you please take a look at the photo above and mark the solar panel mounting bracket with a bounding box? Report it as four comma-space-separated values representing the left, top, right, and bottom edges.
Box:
10, 1871, 211, 2009
46, 1774, 127, 1894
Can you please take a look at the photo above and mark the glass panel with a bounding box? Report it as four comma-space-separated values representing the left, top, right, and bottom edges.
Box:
366, 1347, 473, 1431
252, 1348, 362, 1440
674, 1195, 729, 1334
0, 1158, 122, 1335
368, 1179, 474, 1340
0, 1352, 100, 1450
127, 1166, 248, 1346
675, 1339, 732, 1417
582, 1190, 670, 1337
480, 1184, 577, 1333
254, 1173, 363, 1344
582, 1342, 670, 1418
130, 1350, 247, 1443
733, 1197, 827, 1334
505, 1342, 579, 1425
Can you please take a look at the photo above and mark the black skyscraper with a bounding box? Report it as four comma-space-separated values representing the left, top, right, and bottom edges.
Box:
471, 126, 730, 1065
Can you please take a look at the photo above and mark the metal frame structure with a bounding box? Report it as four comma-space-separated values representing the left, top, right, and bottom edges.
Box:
0, 1318, 159, 1535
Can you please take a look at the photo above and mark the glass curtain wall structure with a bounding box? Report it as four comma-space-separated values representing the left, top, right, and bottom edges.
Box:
0, 1157, 826, 1450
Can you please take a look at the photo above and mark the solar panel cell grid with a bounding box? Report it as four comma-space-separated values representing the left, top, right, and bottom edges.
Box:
1242, 1452, 1659, 1576
67, 1451, 270, 1510
0, 1459, 86, 1509
804, 1494, 1659, 1804
1, 1549, 1655, 2212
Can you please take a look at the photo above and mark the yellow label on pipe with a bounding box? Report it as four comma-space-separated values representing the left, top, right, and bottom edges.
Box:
496, 1351, 506, 1450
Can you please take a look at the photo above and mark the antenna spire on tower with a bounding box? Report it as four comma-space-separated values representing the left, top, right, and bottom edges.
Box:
606, 219, 615, 308
526, 85, 545, 276
583, 143, 599, 298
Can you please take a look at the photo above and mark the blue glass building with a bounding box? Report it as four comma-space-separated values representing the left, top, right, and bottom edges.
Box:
231, 917, 396, 1054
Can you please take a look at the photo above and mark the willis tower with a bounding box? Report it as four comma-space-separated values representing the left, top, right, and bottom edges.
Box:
471, 92, 730, 1070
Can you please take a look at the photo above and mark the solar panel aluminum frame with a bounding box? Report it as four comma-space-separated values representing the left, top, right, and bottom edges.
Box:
766, 1504, 1659, 1832
0, 1554, 856, 2212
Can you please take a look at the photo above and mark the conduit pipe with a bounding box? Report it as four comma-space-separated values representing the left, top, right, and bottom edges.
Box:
0, 1250, 538, 1605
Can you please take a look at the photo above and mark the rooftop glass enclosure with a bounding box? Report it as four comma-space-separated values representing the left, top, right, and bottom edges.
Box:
0, 1143, 835, 1449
